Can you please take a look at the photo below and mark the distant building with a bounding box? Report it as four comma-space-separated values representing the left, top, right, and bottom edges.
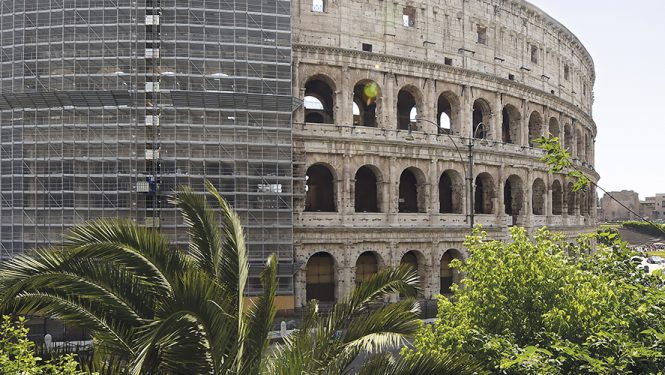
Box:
640, 196, 656, 220
653, 194, 665, 221
601, 191, 640, 222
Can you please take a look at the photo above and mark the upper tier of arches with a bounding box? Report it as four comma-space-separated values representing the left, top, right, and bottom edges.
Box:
300, 73, 595, 163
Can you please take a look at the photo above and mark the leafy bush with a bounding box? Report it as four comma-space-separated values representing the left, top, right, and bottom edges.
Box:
0, 315, 86, 375
407, 227, 665, 374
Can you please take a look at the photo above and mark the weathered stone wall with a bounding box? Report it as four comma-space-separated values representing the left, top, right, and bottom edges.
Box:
292, 0, 598, 308
601, 191, 640, 222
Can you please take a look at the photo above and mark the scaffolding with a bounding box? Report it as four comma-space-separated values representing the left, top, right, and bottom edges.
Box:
0, 0, 294, 295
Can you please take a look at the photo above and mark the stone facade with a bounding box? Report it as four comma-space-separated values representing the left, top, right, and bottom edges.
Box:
291, 0, 599, 308
600, 191, 640, 222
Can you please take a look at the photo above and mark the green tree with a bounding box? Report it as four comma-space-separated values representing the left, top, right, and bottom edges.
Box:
0, 182, 473, 374
0, 315, 86, 375
408, 227, 665, 374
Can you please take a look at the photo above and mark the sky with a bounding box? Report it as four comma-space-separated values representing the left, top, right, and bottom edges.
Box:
530, 0, 665, 199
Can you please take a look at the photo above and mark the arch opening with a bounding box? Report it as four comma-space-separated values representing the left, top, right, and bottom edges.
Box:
353, 80, 379, 127
437, 92, 458, 135
440, 249, 462, 294
305, 165, 336, 212
399, 168, 423, 213
356, 251, 379, 284
532, 178, 546, 215
566, 182, 577, 215
355, 166, 379, 213
549, 117, 560, 138
502, 105, 521, 144
528, 111, 543, 147
504, 175, 523, 217
474, 173, 494, 214
439, 170, 463, 214
552, 180, 563, 215
306, 252, 335, 303
576, 129, 584, 160
564, 125, 573, 152
472, 99, 491, 139
397, 88, 418, 131
304, 77, 335, 124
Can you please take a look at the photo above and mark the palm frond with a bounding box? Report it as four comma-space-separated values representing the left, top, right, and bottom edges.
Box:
65, 219, 192, 291
206, 180, 250, 374
241, 254, 278, 375
170, 186, 223, 278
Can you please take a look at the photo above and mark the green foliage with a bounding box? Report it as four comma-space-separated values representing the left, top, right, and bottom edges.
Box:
0, 315, 87, 375
622, 221, 665, 238
534, 136, 590, 192
408, 226, 665, 374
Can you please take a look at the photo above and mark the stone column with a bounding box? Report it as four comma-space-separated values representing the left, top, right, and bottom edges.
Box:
496, 166, 505, 224
383, 73, 396, 131
524, 169, 532, 228
340, 243, 355, 300
546, 174, 553, 217
429, 159, 439, 215
460, 85, 472, 137
492, 93, 502, 142
521, 99, 529, 146
340, 65, 352, 126
389, 156, 399, 225
341, 154, 352, 223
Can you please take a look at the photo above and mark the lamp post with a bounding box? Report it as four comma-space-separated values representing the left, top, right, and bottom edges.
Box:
467, 122, 487, 228
416, 117, 487, 229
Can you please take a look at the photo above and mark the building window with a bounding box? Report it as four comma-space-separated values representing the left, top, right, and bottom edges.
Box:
477, 25, 487, 45
312, 0, 324, 12
403, 7, 415, 27
564, 64, 570, 81
530, 45, 538, 64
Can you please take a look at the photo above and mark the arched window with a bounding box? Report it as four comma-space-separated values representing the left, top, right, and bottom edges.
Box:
504, 175, 523, 216
440, 249, 462, 294
472, 99, 491, 139
549, 117, 560, 138
305, 165, 336, 212
439, 170, 463, 214
304, 77, 335, 124
353, 80, 379, 127
474, 173, 494, 214
399, 168, 423, 213
356, 252, 379, 284
437, 92, 459, 135
355, 166, 379, 213
552, 180, 563, 215
306, 252, 335, 303
397, 88, 418, 131
532, 178, 546, 215
528, 111, 543, 147
502, 105, 521, 144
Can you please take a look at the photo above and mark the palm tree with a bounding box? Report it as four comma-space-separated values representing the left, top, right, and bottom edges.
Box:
0, 182, 275, 374
0, 181, 476, 374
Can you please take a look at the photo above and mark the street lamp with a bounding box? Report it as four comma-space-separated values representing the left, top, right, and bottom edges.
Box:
416, 117, 487, 228
467, 122, 488, 228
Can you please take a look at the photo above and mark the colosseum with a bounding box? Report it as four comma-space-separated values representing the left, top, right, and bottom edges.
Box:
292, 0, 599, 308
